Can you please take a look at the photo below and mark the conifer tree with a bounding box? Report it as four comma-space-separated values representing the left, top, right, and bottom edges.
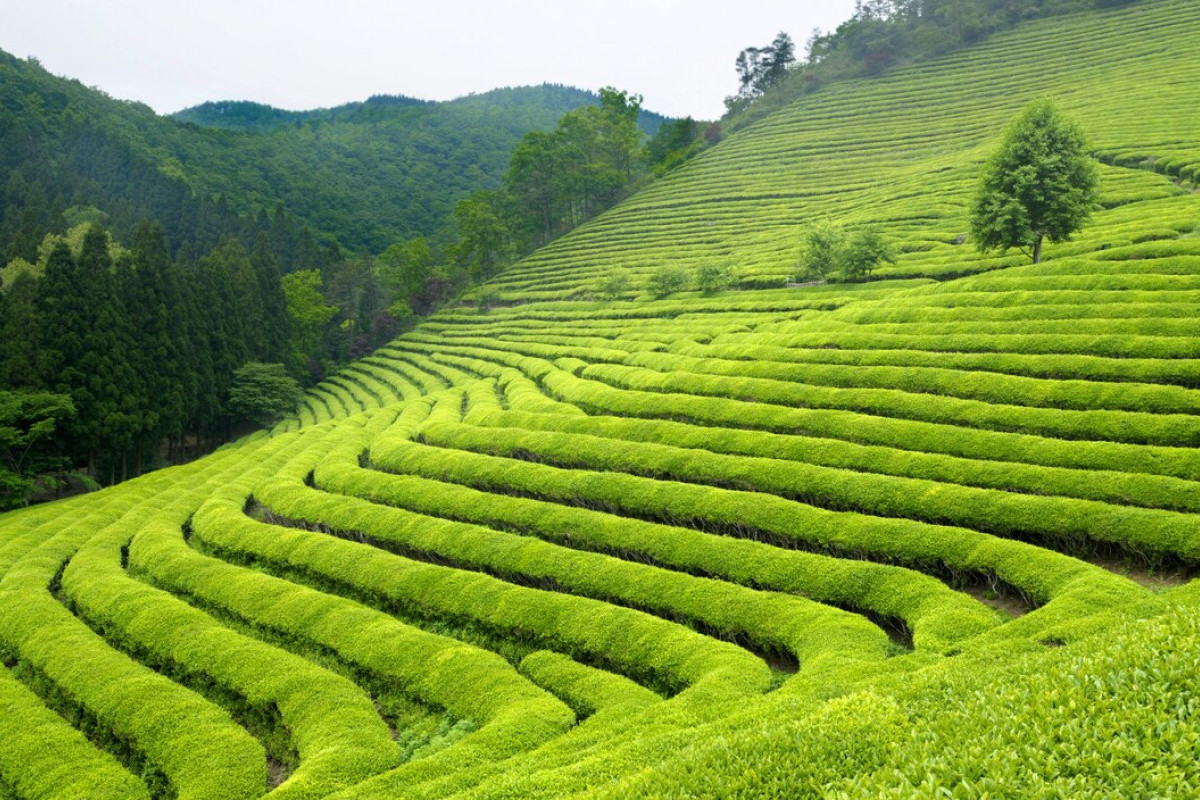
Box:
37, 227, 139, 478
251, 232, 290, 363
128, 220, 188, 461
0, 272, 42, 389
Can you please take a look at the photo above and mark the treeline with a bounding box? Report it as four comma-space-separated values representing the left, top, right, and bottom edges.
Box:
725, 0, 1139, 126
0, 223, 290, 490
0, 214, 451, 509
452, 89, 710, 280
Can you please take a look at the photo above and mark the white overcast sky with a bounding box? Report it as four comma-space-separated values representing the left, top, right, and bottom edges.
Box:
0, 0, 860, 120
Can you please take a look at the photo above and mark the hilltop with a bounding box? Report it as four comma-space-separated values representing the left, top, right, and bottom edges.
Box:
0, 54, 666, 256
2, 0, 1200, 797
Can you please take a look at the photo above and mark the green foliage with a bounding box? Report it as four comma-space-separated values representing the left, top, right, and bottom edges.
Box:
377, 238, 435, 301
798, 224, 894, 280
0, 390, 74, 510
518, 650, 660, 719
646, 264, 691, 297
730, 32, 797, 108
227, 363, 304, 427
474, 289, 502, 312
0, 258, 38, 292
696, 260, 734, 293
4, 4, 1200, 800
594, 269, 634, 300
454, 191, 513, 281
282, 269, 339, 376
726, 0, 1109, 130
0, 52, 661, 256
644, 117, 705, 175
842, 227, 896, 279
799, 222, 846, 278
502, 88, 646, 251
971, 100, 1100, 262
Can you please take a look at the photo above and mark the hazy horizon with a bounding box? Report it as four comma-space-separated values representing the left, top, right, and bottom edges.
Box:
0, 0, 859, 120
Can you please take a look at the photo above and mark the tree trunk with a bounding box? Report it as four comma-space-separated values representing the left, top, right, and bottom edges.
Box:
1033, 234, 1044, 264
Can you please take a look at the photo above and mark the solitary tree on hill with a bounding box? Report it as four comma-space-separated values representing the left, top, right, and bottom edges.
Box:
970, 100, 1099, 264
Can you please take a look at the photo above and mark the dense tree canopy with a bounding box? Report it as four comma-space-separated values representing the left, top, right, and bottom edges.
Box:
226, 362, 303, 428
451, 87, 663, 275
0, 390, 74, 510
970, 100, 1099, 263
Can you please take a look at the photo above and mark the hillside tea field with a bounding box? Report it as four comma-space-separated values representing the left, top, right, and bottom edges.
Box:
4, 0, 1200, 797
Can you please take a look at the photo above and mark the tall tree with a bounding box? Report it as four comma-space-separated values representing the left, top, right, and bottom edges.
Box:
127, 220, 189, 461
250, 233, 290, 363
191, 240, 252, 444
0, 271, 43, 389
597, 87, 643, 183
377, 237, 435, 301
455, 191, 514, 279
37, 227, 139, 478
734, 32, 797, 100
970, 100, 1099, 263
282, 269, 338, 379
226, 362, 302, 429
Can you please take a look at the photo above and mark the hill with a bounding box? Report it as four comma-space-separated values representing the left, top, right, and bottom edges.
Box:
173, 91, 668, 136
171, 96, 430, 132
0, 55, 665, 257
2, 0, 1200, 797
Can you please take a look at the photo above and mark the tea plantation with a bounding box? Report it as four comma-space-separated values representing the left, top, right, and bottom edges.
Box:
3, 0, 1200, 797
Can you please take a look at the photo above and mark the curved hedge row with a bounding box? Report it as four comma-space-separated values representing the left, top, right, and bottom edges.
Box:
536, 363, 1200, 480
0, 662, 149, 800
518, 651, 661, 720
680, 341, 1200, 389
53, 432, 403, 799
425, 418, 1200, 563
655, 346, 1200, 415
255, 472, 788, 694
159, 420, 577, 789
372, 421, 1156, 641
728, 329, 1200, 360
319, 446, 999, 654
472, 406, 1200, 513
584, 360, 1200, 447
0, 472, 269, 800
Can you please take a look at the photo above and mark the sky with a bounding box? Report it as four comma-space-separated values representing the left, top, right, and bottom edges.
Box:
0, 0, 860, 120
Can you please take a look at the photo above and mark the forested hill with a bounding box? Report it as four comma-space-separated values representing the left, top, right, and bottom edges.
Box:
0, 53, 664, 258
173, 90, 668, 135
171, 97, 429, 132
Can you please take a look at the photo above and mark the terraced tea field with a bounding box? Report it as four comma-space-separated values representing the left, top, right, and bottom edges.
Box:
4, 0, 1200, 797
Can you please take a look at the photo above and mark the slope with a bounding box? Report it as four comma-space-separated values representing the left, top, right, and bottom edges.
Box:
2, 0, 1200, 797
0, 56, 661, 258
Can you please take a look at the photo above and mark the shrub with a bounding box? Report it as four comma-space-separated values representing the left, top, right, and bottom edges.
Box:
646, 264, 691, 297
696, 261, 734, 293
594, 269, 633, 300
